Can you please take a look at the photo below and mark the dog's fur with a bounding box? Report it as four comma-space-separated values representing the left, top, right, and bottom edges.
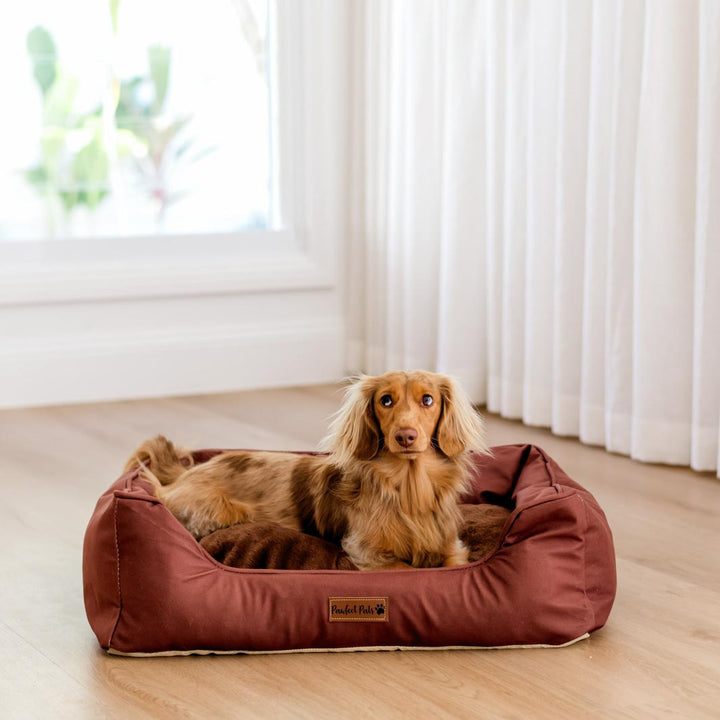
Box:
124, 371, 489, 570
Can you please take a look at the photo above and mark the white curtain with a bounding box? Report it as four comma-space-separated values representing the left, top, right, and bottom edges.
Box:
348, 0, 720, 475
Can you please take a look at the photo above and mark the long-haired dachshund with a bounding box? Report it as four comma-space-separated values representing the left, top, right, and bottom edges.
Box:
125, 371, 489, 570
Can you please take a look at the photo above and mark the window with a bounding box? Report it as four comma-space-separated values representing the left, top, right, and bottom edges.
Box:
0, 0, 272, 242
0, 1, 347, 407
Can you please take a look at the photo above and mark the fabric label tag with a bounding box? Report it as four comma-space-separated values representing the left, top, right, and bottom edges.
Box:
329, 597, 389, 622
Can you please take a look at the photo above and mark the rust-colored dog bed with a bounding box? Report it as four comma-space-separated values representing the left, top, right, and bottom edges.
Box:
83, 444, 616, 655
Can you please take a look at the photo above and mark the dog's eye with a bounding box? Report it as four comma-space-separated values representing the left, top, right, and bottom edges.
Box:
422, 394, 433, 407
379, 394, 393, 407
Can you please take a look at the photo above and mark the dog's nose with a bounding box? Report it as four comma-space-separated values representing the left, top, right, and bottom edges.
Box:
395, 428, 417, 448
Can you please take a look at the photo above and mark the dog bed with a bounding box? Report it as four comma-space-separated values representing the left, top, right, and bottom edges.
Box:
83, 444, 616, 655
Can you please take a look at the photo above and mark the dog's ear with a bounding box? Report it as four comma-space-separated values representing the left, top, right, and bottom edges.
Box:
322, 376, 381, 464
435, 376, 489, 457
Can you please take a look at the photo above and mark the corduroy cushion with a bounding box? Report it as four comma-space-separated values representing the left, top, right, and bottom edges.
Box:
82, 444, 616, 655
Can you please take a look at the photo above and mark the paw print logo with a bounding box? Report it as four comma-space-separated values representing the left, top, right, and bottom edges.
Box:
375, 603, 386, 616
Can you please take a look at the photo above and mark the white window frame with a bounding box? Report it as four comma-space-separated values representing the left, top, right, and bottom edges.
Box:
0, 0, 338, 307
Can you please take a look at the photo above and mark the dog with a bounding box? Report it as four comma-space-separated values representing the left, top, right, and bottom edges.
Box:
124, 371, 489, 570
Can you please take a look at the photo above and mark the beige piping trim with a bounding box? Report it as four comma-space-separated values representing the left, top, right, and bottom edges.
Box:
106, 633, 590, 657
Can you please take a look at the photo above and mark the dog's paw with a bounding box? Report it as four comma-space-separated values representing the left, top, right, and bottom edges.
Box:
442, 540, 470, 567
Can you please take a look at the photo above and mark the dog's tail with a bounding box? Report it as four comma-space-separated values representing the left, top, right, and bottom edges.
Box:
123, 435, 194, 487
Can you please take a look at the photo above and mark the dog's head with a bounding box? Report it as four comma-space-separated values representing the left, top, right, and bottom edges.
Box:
324, 371, 488, 464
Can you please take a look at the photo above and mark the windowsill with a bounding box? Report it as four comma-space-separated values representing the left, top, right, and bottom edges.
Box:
0, 228, 334, 305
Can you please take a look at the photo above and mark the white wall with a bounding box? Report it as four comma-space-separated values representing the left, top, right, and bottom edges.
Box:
0, 288, 345, 409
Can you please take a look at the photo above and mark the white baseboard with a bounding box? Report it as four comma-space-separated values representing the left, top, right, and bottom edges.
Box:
0, 321, 345, 409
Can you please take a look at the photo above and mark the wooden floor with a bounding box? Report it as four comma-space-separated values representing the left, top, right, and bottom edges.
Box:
1, 384, 719, 719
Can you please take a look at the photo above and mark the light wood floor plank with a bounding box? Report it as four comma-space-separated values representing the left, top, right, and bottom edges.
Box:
1, 384, 719, 719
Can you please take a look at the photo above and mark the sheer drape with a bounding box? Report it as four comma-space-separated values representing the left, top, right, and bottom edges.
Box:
348, 0, 720, 475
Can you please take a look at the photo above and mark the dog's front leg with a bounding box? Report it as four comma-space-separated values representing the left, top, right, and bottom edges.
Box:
341, 532, 412, 571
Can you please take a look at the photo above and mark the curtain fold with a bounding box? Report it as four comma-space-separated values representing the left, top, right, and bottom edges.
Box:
693, 0, 720, 473
351, 0, 720, 476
